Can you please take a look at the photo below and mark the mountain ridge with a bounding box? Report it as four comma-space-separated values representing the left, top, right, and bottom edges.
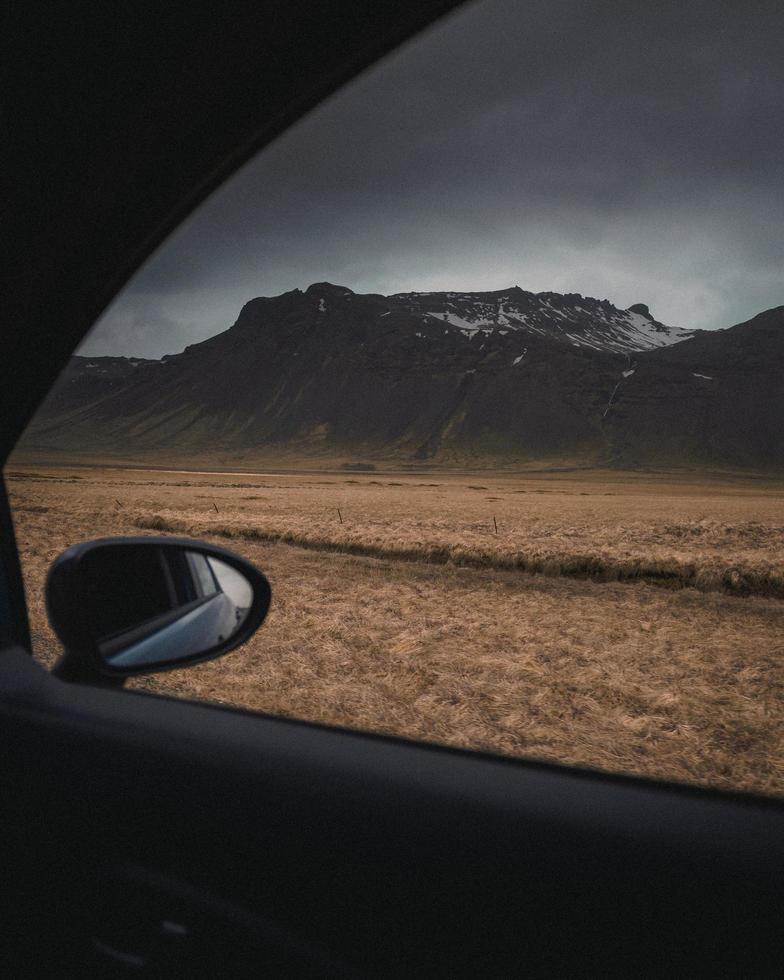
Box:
214, 282, 696, 357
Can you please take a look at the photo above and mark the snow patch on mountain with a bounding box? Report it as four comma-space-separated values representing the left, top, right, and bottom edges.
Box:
427, 312, 494, 336
609, 309, 694, 351
404, 288, 696, 354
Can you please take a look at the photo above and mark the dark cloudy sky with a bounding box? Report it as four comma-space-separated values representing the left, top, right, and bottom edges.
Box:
81, 0, 783, 358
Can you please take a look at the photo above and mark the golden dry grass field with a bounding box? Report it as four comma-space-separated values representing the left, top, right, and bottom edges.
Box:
7, 465, 784, 796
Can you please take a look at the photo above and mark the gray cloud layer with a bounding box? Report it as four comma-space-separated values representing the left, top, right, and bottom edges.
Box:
83, 0, 784, 357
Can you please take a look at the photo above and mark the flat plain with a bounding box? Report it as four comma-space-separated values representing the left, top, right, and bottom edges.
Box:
7, 465, 784, 796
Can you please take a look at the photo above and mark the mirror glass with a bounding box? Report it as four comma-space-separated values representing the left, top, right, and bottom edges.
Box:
81, 544, 255, 670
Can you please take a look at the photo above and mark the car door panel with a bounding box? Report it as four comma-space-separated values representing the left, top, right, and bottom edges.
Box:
2, 647, 782, 976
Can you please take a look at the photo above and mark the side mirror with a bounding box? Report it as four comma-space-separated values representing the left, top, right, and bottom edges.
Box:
45, 536, 271, 686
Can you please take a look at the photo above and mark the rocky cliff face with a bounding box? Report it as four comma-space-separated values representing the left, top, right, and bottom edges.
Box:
21, 284, 784, 471
601, 306, 784, 470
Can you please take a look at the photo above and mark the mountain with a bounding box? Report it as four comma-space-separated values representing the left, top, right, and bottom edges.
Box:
18, 284, 784, 472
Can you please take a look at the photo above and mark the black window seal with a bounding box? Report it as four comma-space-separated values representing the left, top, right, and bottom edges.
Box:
0, 477, 32, 654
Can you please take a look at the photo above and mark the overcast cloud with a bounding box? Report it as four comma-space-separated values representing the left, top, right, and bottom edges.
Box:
81, 0, 784, 358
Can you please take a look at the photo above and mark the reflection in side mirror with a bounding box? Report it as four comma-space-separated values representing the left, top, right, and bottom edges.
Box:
46, 537, 271, 685
96, 550, 253, 669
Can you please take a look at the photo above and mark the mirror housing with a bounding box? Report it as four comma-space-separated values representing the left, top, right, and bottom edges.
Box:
46, 536, 271, 686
